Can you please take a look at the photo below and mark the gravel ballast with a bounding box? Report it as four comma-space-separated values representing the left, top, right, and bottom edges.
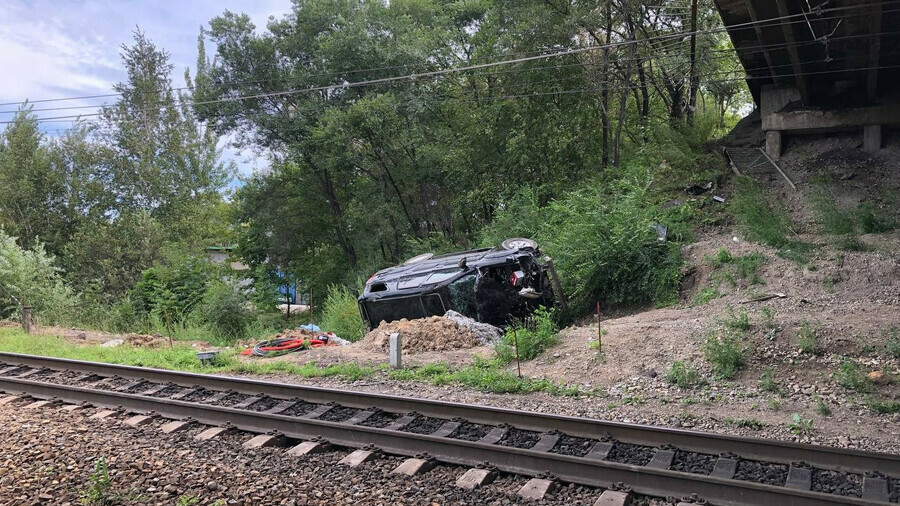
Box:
0, 398, 648, 505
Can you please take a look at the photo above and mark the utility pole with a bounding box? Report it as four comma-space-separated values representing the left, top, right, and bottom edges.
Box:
687, 0, 699, 122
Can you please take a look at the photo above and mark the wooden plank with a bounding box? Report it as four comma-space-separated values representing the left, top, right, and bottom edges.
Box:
745, 0, 781, 83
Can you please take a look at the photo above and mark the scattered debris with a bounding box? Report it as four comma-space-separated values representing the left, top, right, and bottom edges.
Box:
444, 310, 503, 345
867, 371, 889, 385
685, 182, 713, 195
740, 293, 788, 304
713, 195, 726, 203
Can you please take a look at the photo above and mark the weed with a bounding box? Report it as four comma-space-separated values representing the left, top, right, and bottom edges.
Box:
867, 399, 900, 414
856, 201, 896, 233
703, 332, 747, 379
834, 358, 872, 392
759, 367, 779, 393
621, 395, 646, 405
788, 413, 814, 435
176, 495, 200, 506
776, 241, 816, 265
495, 307, 559, 363
725, 417, 766, 430
815, 396, 831, 416
81, 457, 112, 506
665, 361, 704, 389
835, 235, 867, 252
796, 320, 821, 355
768, 397, 782, 411
691, 287, 721, 306
730, 176, 793, 248
712, 248, 733, 266
811, 192, 855, 235
885, 326, 900, 359
319, 284, 366, 342
822, 277, 835, 293
720, 307, 751, 332
760, 307, 776, 330
735, 253, 767, 285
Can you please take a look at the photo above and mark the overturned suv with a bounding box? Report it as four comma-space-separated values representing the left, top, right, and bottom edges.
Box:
358, 238, 560, 328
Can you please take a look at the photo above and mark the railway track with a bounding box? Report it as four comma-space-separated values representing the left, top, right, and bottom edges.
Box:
0, 351, 897, 506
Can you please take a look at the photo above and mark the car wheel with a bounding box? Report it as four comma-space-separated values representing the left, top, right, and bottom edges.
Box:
402, 252, 434, 265
502, 237, 538, 250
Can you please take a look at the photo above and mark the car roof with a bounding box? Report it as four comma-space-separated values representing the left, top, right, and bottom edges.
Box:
372, 247, 535, 282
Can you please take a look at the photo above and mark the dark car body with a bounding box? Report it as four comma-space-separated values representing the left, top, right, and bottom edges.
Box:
358, 244, 556, 328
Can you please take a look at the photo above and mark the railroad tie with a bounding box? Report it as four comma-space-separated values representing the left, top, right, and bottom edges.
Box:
431, 420, 462, 438
456, 464, 497, 490
784, 462, 812, 491
339, 445, 381, 467
344, 409, 376, 425
862, 472, 891, 502
646, 445, 676, 470
23, 399, 53, 410
477, 425, 509, 445
160, 418, 195, 434
530, 431, 562, 453
287, 437, 333, 457
264, 399, 300, 415
392, 454, 436, 476
0, 395, 21, 406
517, 473, 557, 501
585, 440, 615, 460
593, 489, 632, 506
89, 409, 119, 420
123, 413, 156, 427
243, 430, 288, 449
195, 424, 235, 441
709, 453, 739, 479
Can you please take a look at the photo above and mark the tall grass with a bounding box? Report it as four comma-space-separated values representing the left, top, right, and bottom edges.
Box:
319, 285, 366, 341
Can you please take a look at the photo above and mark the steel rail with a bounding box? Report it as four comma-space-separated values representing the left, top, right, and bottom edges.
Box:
0, 374, 886, 506
2, 352, 897, 478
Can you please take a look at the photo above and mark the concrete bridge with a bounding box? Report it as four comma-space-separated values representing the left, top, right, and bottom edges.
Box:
713, 0, 900, 157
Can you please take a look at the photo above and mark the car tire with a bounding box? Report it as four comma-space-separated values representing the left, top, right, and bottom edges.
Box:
502, 237, 538, 250
402, 252, 434, 265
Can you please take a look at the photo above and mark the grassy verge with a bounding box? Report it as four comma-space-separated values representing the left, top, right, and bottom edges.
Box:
0, 328, 581, 396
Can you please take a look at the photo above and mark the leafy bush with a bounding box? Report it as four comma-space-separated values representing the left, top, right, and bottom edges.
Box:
0, 230, 74, 324
482, 177, 684, 314
665, 361, 704, 389
198, 280, 256, 340
703, 332, 746, 379
130, 255, 215, 325
720, 306, 751, 332
834, 358, 871, 392
495, 307, 559, 363
789, 413, 814, 435
319, 284, 366, 342
759, 367, 779, 393
796, 320, 821, 355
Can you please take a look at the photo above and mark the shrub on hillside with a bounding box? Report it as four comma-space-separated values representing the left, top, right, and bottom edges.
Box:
320, 285, 366, 341
0, 230, 74, 324
495, 306, 560, 363
199, 280, 256, 339
482, 178, 684, 315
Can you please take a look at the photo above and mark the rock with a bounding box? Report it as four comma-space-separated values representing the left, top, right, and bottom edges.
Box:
99, 339, 124, 348
867, 371, 888, 384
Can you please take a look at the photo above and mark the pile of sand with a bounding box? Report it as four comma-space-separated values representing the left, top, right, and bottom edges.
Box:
359, 316, 481, 353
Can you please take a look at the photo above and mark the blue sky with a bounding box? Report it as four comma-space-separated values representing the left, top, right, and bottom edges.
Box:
0, 0, 293, 178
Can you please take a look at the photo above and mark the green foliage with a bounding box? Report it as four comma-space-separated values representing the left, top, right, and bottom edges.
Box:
789, 413, 814, 435
759, 367, 779, 393
707, 249, 768, 287
867, 399, 900, 414
811, 192, 855, 235
691, 287, 721, 306
198, 280, 256, 340
0, 230, 74, 323
834, 358, 872, 392
720, 306, 751, 332
483, 178, 685, 314
495, 307, 559, 363
730, 177, 793, 248
855, 202, 896, 233
81, 457, 113, 506
796, 320, 821, 355
176, 495, 200, 506
815, 396, 831, 416
703, 332, 747, 379
130, 255, 215, 327
665, 361, 704, 389
319, 284, 366, 342
885, 326, 900, 359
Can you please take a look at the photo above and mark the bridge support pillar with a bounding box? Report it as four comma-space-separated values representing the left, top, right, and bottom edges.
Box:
864, 125, 882, 154
765, 131, 783, 159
